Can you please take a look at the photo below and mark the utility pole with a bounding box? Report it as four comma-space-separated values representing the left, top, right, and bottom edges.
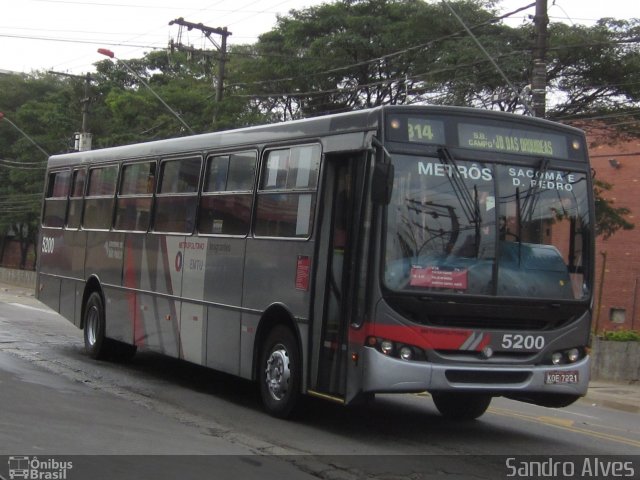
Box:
531, 0, 548, 118
49, 71, 93, 150
169, 17, 232, 125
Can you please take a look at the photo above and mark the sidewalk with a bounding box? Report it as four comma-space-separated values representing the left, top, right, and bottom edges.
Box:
1, 280, 638, 414
582, 380, 640, 414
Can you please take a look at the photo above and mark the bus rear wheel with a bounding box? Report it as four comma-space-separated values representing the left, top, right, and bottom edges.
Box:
83, 291, 111, 360
431, 392, 492, 420
83, 291, 137, 362
259, 325, 301, 419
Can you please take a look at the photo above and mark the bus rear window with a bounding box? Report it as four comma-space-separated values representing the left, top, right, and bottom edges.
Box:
43, 170, 71, 228
84, 165, 118, 230
66, 168, 86, 229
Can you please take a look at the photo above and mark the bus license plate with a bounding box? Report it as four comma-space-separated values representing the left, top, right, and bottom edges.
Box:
545, 371, 579, 384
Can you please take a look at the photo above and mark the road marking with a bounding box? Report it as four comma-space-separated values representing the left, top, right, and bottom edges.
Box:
560, 409, 598, 420
489, 407, 640, 448
537, 416, 575, 427
8, 303, 56, 314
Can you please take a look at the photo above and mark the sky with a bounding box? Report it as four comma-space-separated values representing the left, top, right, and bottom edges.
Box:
0, 0, 638, 75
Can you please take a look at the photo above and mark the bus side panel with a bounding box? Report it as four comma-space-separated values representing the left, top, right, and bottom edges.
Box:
66, 229, 87, 327
85, 231, 126, 340
59, 278, 78, 326
85, 231, 125, 285
180, 237, 207, 364
103, 287, 133, 344
38, 275, 61, 314
203, 238, 245, 376
240, 238, 314, 379
38, 228, 70, 314
126, 234, 182, 357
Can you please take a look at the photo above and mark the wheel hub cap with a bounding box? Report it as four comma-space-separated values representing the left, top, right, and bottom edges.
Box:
86, 306, 98, 346
265, 347, 290, 401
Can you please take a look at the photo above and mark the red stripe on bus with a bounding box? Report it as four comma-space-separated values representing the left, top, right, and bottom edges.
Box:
361, 323, 489, 351
124, 236, 144, 347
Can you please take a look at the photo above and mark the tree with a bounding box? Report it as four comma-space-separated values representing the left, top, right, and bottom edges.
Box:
0, 73, 76, 268
0, 0, 636, 259
593, 180, 634, 239
226, 0, 635, 235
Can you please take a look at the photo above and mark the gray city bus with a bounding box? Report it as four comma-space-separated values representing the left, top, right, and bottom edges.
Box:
37, 105, 594, 419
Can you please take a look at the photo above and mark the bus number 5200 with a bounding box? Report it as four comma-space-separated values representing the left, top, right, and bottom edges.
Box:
501, 334, 545, 351
42, 236, 55, 254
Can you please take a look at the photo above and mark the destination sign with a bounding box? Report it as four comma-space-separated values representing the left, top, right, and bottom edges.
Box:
458, 123, 568, 158
386, 116, 446, 144
406, 117, 446, 144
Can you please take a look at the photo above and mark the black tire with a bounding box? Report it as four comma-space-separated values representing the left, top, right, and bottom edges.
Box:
83, 291, 113, 360
259, 325, 301, 419
431, 392, 492, 420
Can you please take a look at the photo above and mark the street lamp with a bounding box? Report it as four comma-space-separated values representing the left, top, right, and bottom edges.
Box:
98, 48, 195, 135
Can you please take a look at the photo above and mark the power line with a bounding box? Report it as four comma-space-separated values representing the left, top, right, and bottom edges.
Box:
0, 159, 47, 166
226, 2, 536, 89
0, 33, 157, 50
31, 0, 285, 13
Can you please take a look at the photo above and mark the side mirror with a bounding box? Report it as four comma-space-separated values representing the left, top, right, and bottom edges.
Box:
372, 162, 394, 205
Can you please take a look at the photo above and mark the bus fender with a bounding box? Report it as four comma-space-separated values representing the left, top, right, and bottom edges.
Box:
252, 303, 303, 383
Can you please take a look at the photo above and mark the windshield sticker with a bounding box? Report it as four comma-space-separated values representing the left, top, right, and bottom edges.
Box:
410, 266, 468, 290
509, 168, 577, 191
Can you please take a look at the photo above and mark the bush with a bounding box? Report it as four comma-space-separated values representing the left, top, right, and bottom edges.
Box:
601, 330, 640, 342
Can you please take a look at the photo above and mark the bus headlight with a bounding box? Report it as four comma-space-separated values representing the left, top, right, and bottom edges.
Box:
380, 340, 394, 355
366, 337, 426, 361
399, 346, 413, 361
550, 348, 582, 365
567, 348, 580, 363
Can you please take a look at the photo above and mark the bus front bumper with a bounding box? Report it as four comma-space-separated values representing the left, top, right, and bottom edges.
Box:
361, 347, 590, 396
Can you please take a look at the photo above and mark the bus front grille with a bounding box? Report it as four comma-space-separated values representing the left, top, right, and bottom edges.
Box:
445, 370, 531, 384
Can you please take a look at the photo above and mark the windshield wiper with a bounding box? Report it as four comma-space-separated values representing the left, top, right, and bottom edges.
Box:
520, 157, 550, 223
436, 146, 480, 226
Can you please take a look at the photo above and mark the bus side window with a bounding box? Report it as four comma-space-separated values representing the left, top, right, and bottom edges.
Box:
199, 151, 256, 236
66, 169, 86, 229
43, 170, 71, 228
153, 157, 201, 234
114, 161, 156, 232
254, 145, 321, 238
83, 165, 118, 230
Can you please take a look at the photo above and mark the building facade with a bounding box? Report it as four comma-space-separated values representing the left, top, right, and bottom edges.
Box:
588, 131, 639, 332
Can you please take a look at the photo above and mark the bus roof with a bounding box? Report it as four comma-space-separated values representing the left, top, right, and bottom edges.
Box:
46, 105, 584, 168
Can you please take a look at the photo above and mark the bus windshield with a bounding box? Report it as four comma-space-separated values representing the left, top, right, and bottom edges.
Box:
384, 153, 591, 300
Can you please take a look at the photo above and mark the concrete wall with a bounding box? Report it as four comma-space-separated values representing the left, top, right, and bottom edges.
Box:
590, 337, 640, 383
0, 267, 36, 289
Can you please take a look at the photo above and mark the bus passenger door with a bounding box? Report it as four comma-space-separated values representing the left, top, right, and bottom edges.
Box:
311, 154, 363, 399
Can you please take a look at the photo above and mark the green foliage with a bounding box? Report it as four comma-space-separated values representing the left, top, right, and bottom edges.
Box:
601, 330, 640, 342
593, 179, 635, 239
1, 0, 638, 267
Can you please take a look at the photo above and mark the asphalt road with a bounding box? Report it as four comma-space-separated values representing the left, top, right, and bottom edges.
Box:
0, 288, 638, 479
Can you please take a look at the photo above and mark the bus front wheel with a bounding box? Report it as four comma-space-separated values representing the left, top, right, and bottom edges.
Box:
431, 392, 492, 420
259, 325, 301, 419
83, 291, 112, 360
